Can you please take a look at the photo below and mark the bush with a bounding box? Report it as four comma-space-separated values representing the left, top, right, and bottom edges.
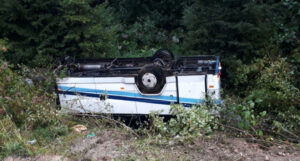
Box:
0, 61, 71, 159
142, 103, 219, 143
247, 58, 299, 112
0, 61, 59, 128
222, 57, 300, 138
222, 99, 266, 135
246, 57, 300, 134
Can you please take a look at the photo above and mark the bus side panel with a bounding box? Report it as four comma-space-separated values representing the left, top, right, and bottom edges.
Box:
135, 76, 177, 114
135, 103, 171, 115
58, 94, 107, 113
206, 75, 221, 99
57, 77, 138, 114
177, 75, 206, 104
94, 77, 137, 114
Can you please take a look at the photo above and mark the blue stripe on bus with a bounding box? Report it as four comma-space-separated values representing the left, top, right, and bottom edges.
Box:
58, 90, 223, 107
57, 86, 222, 105
57, 86, 203, 104
58, 91, 181, 106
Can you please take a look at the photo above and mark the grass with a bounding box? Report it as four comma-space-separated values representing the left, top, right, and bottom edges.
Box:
0, 114, 78, 160
2, 115, 300, 161
1, 114, 181, 160
117, 137, 189, 161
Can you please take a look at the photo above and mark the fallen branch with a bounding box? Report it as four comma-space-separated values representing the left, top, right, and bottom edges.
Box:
216, 123, 283, 148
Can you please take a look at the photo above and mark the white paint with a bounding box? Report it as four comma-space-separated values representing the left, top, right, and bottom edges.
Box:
57, 74, 221, 115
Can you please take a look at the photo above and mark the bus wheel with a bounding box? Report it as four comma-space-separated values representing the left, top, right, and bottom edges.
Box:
136, 64, 166, 94
152, 49, 174, 70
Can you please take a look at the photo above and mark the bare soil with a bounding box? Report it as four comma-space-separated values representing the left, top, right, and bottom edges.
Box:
69, 129, 131, 160
4, 130, 300, 161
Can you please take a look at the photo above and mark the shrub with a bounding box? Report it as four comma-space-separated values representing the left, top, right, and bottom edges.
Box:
247, 58, 299, 112
246, 58, 300, 134
222, 57, 300, 138
143, 103, 219, 143
0, 61, 71, 159
0, 61, 59, 128
222, 99, 267, 135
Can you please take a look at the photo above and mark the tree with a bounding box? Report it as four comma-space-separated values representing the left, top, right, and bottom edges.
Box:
61, 0, 119, 59
182, 0, 300, 92
108, 0, 192, 30
182, 0, 275, 60
0, 0, 119, 66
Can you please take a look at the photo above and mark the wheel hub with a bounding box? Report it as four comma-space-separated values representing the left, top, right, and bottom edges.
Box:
142, 73, 157, 88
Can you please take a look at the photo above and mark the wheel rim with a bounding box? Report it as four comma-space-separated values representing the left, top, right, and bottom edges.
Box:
142, 73, 157, 88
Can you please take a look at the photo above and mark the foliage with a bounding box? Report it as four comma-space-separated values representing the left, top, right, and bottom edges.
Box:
142, 103, 219, 143
109, 0, 190, 57
271, 0, 300, 55
119, 47, 158, 58
222, 57, 299, 138
0, 61, 59, 128
0, 114, 70, 160
33, 125, 69, 143
61, 0, 119, 59
180, 1, 300, 138
246, 57, 300, 135
182, 0, 299, 91
116, 18, 186, 57
183, 0, 272, 58
108, 0, 192, 30
0, 0, 119, 66
118, 18, 166, 55
0, 61, 71, 159
223, 99, 266, 135
247, 57, 299, 112
0, 0, 299, 154
0, 38, 8, 58
0, 116, 31, 160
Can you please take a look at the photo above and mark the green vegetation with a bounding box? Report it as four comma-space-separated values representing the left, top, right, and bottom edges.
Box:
0, 0, 119, 66
139, 103, 219, 144
0, 61, 69, 159
0, 0, 299, 159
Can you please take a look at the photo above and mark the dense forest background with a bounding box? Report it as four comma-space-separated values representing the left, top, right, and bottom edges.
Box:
0, 0, 299, 154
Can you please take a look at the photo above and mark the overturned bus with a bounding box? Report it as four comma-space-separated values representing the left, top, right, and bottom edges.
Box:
56, 49, 222, 115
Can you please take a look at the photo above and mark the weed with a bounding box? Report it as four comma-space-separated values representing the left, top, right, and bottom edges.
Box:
139, 103, 220, 144
0, 116, 32, 160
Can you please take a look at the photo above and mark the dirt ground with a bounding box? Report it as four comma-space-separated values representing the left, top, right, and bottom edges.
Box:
4, 129, 300, 161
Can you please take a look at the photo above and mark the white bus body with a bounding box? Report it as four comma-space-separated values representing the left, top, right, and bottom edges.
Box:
56, 50, 221, 115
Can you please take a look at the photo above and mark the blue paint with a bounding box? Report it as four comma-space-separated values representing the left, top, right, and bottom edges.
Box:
57, 86, 222, 106
58, 86, 201, 104
215, 56, 220, 75
58, 91, 185, 106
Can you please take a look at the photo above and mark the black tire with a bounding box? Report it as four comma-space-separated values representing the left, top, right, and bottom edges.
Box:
136, 64, 166, 94
152, 49, 174, 69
